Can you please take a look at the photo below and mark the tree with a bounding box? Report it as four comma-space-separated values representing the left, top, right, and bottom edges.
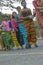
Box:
0, 0, 22, 12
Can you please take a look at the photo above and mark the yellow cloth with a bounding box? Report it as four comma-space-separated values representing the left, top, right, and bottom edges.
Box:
11, 31, 21, 49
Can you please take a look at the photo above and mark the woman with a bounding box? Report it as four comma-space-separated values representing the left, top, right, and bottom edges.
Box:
19, 0, 38, 48
0, 15, 14, 50
15, 6, 28, 48
11, 12, 21, 49
33, 0, 43, 37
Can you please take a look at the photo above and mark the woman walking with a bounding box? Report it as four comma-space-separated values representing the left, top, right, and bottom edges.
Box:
19, 0, 38, 48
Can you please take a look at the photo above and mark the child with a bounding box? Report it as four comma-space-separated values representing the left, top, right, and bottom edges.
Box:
0, 15, 14, 50
11, 12, 22, 49
11, 12, 24, 47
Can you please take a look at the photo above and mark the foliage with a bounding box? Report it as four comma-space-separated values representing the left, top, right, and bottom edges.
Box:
0, 0, 22, 11
0, 12, 10, 23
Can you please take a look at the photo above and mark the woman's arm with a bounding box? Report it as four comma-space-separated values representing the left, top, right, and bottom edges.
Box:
19, 9, 33, 20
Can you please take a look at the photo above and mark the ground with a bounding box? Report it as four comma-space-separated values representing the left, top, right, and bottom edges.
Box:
0, 39, 43, 65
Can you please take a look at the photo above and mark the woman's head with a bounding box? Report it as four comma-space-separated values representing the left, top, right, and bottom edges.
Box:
4, 15, 8, 21
16, 6, 21, 12
21, 0, 26, 8
12, 12, 16, 18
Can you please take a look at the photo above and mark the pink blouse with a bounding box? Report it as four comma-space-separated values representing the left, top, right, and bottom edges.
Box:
11, 18, 18, 28
1, 21, 11, 31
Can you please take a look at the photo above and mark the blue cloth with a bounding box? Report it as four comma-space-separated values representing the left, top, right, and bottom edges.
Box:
15, 14, 28, 46
15, 14, 19, 22
19, 24, 28, 46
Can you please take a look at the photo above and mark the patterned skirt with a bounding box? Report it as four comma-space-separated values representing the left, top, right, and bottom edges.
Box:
2, 31, 14, 49
11, 31, 21, 49
19, 24, 28, 46
15, 27, 24, 47
23, 19, 37, 45
36, 11, 43, 37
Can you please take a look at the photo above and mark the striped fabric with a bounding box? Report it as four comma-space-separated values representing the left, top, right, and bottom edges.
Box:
23, 19, 37, 46
33, 0, 43, 37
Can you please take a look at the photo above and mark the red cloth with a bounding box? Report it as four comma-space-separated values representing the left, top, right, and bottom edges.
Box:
33, 0, 41, 8
33, 0, 43, 27
33, 0, 43, 37
33, 0, 38, 8
11, 18, 18, 28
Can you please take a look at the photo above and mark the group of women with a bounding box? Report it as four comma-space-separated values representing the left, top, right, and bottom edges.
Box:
0, 0, 38, 50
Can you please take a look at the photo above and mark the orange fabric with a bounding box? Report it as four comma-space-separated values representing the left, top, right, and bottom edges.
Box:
23, 20, 37, 45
